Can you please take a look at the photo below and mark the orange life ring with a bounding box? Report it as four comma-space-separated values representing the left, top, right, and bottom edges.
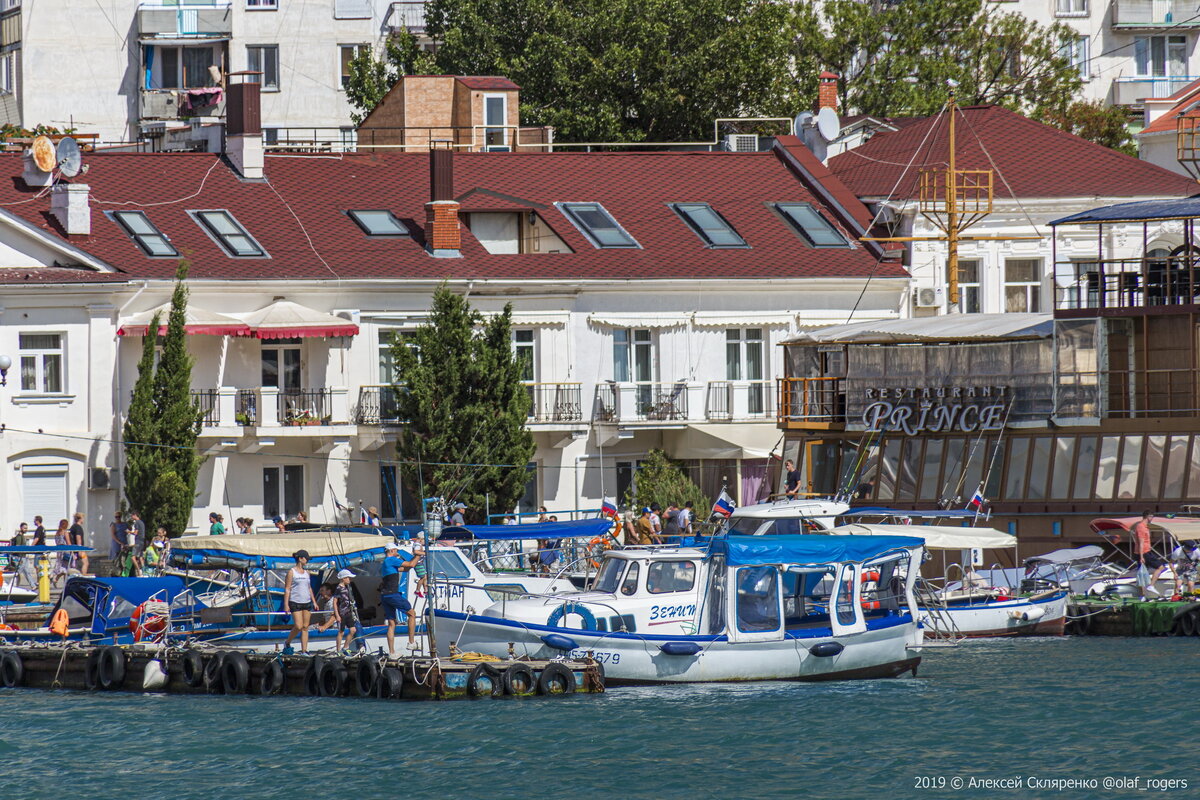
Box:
50, 608, 70, 637
128, 601, 168, 642
587, 536, 615, 569
860, 571, 880, 583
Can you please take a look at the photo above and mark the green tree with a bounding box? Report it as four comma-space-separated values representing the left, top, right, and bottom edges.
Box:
345, 35, 436, 125
392, 286, 535, 519
1042, 99, 1137, 156
349, 0, 808, 143
121, 262, 203, 537
622, 450, 709, 518
804, 0, 1082, 117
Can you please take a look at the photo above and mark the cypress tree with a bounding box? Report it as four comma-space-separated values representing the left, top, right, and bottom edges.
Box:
122, 262, 202, 536
393, 286, 534, 519
622, 449, 710, 517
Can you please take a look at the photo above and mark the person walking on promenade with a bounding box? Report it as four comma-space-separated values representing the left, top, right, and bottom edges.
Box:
283, 550, 317, 655
209, 513, 225, 536
109, 512, 125, 560
68, 512, 88, 575
32, 516, 46, 547
128, 511, 146, 576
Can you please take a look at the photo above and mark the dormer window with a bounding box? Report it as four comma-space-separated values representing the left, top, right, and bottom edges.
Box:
773, 202, 850, 248
671, 203, 747, 248
347, 209, 409, 237
110, 210, 178, 257
190, 210, 267, 257
557, 202, 639, 249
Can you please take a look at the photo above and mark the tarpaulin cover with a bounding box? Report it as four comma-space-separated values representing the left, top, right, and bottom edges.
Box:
842, 508, 981, 519
169, 532, 391, 569
442, 517, 616, 541
1024, 545, 1104, 566
714, 534, 924, 567
829, 523, 1015, 550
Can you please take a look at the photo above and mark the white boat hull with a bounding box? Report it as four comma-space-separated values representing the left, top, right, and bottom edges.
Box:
921, 591, 1068, 639
433, 609, 921, 684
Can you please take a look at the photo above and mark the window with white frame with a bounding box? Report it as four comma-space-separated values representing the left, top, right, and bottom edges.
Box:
1004, 258, 1042, 313
339, 44, 369, 90
726, 328, 766, 414
1062, 36, 1089, 79
614, 329, 653, 384
483, 93, 508, 149
0, 52, 14, 95
246, 0, 278, 9
950, 259, 982, 313
246, 45, 279, 91
18, 333, 64, 394
1054, 0, 1087, 16
1135, 35, 1187, 78
513, 329, 536, 383
263, 465, 303, 521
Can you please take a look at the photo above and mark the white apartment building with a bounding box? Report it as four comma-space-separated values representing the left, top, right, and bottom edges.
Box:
0, 84, 908, 546
0, 0, 421, 144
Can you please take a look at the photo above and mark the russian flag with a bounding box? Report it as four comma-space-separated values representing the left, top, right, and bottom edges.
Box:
359, 507, 370, 525
712, 490, 735, 518
601, 497, 618, 518
967, 488, 985, 510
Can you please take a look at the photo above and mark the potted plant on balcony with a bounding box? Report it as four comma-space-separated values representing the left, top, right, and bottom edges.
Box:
288, 411, 321, 427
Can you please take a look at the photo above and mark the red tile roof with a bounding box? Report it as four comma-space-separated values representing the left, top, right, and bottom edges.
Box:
456, 76, 521, 91
1141, 79, 1200, 134
829, 105, 1198, 200
0, 142, 906, 284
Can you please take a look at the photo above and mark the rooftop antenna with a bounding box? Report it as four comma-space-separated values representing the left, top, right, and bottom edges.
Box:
21, 135, 56, 188
31, 136, 56, 172
55, 136, 84, 178
816, 106, 840, 142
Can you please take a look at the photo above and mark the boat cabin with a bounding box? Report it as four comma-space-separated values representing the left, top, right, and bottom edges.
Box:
725, 498, 849, 535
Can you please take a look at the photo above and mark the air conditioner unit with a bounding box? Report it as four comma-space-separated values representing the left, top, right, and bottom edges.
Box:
89, 467, 113, 490
725, 134, 759, 152
915, 286, 945, 308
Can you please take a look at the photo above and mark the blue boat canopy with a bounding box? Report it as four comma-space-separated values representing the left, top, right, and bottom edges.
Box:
441, 517, 616, 541
841, 508, 982, 519
0, 545, 92, 553
51, 576, 190, 635
715, 534, 924, 567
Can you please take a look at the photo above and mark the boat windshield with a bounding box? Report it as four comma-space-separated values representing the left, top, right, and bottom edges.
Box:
727, 517, 819, 536
593, 557, 625, 593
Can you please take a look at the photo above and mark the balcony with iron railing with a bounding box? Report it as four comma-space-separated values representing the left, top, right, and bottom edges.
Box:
528, 382, 583, 423
1056, 256, 1200, 311
137, 2, 232, 38
1113, 76, 1200, 105
776, 377, 846, 427
265, 125, 553, 153
384, 1, 427, 34
158, 386, 350, 430
1112, 0, 1200, 28
591, 381, 695, 424
355, 385, 404, 425
705, 380, 775, 421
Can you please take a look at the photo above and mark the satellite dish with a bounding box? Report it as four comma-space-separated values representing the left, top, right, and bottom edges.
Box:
56, 137, 82, 178
816, 107, 841, 142
30, 136, 56, 172
793, 111, 813, 137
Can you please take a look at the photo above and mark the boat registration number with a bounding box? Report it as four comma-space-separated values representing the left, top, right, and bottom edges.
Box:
568, 649, 620, 664
649, 604, 696, 621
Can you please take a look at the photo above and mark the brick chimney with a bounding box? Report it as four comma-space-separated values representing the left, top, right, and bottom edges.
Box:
50, 183, 91, 235
225, 71, 263, 180
818, 71, 839, 113
425, 147, 461, 257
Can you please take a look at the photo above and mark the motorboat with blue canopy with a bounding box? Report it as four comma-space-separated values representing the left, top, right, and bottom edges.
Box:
168, 532, 392, 571
439, 517, 616, 541
433, 533, 927, 684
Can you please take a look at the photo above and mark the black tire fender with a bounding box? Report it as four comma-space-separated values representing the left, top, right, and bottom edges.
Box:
355, 658, 378, 697
221, 651, 251, 694
0, 651, 23, 688
466, 664, 501, 698
502, 664, 536, 696
85, 648, 103, 690
97, 646, 126, 691
181, 651, 205, 688
203, 652, 226, 693
259, 660, 285, 695
376, 667, 404, 699
319, 659, 347, 697
535, 662, 576, 696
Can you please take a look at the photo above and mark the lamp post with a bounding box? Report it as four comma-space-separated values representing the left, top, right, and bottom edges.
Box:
0, 353, 10, 385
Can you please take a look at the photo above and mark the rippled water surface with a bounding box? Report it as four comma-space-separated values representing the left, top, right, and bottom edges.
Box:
1, 637, 1194, 799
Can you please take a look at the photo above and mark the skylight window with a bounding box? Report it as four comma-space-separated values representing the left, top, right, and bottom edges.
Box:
347, 209, 409, 237
671, 203, 747, 248
111, 210, 178, 257
558, 202, 639, 248
192, 210, 266, 257
774, 203, 850, 248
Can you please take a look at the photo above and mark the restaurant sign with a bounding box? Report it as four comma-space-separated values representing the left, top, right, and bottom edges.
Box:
861, 385, 1009, 435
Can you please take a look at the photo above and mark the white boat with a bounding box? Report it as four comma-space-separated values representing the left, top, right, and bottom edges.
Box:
432, 534, 926, 684
828, 523, 1068, 638
724, 498, 850, 535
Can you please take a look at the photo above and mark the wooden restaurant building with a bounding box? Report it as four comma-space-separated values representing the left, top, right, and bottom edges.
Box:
777, 197, 1200, 552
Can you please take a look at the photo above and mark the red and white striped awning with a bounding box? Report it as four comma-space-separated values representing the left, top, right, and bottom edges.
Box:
117, 304, 251, 337
240, 300, 359, 339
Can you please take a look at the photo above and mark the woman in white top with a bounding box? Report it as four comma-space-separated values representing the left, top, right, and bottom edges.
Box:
283, 550, 316, 654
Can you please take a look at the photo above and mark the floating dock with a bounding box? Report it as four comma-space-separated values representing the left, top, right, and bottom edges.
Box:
1066, 599, 1200, 637
0, 644, 604, 699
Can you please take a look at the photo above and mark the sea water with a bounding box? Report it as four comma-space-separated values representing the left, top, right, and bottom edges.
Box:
0, 637, 1194, 800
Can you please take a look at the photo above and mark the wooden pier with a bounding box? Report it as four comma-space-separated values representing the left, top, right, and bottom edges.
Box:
1066, 599, 1200, 637
0, 644, 604, 699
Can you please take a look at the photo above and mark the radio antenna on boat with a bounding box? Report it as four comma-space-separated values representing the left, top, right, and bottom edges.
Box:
860, 91, 1041, 311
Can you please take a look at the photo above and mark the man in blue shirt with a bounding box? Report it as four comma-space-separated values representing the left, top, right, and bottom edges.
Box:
380, 540, 421, 656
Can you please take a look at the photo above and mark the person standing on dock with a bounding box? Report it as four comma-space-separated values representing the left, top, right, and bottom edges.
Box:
283, 550, 317, 655
1134, 511, 1170, 599
379, 540, 420, 656
784, 460, 801, 499
109, 512, 125, 560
